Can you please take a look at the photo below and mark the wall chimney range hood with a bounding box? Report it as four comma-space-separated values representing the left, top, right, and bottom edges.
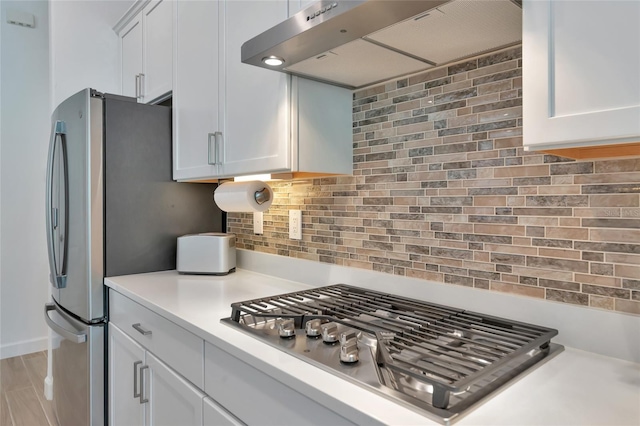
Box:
241, 0, 523, 90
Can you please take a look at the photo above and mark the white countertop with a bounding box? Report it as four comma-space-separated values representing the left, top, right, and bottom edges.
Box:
105, 269, 640, 426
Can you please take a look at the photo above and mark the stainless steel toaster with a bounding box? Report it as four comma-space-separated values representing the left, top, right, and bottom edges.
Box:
176, 233, 236, 275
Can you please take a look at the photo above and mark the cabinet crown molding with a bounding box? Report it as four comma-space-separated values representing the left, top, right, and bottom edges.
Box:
113, 0, 151, 33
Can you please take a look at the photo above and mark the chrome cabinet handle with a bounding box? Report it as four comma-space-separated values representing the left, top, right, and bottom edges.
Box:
133, 360, 142, 398
207, 133, 216, 165
44, 303, 86, 344
215, 131, 222, 165
208, 131, 223, 166
139, 73, 145, 99
139, 365, 149, 404
132, 323, 152, 336
135, 74, 140, 99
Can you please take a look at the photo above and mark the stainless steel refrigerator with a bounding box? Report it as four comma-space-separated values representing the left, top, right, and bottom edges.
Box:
43, 88, 222, 426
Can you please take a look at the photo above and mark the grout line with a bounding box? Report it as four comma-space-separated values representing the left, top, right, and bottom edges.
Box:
24, 353, 56, 426
4, 391, 16, 426
9, 354, 55, 426
39, 395, 54, 426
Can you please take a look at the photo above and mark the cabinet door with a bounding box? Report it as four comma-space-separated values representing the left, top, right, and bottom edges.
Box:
293, 77, 352, 174
203, 397, 243, 426
205, 343, 355, 425
109, 323, 145, 426
523, 0, 640, 150
288, 0, 315, 16
173, 0, 220, 180
220, 0, 291, 177
142, 0, 173, 102
145, 352, 204, 426
121, 14, 143, 99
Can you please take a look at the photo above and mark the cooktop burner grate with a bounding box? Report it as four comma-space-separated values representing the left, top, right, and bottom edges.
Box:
225, 284, 562, 423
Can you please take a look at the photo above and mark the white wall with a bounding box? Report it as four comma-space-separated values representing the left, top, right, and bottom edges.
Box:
0, 0, 52, 358
0, 0, 131, 359
49, 0, 131, 107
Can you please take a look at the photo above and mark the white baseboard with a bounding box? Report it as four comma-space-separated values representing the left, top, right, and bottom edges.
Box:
0, 336, 49, 359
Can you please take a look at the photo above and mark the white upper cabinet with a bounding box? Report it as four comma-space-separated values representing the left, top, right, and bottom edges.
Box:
172, 0, 352, 181
523, 0, 640, 152
173, 0, 220, 180
117, 0, 173, 104
292, 77, 352, 176
174, 0, 290, 181
288, 0, 316, 15
218, 0, 291, 177
142, 0, 173, 102
120, 15, 143, 99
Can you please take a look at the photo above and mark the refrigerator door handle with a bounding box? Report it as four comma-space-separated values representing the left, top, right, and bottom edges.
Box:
45, 120, 68, 289
45, 121, 57, 286
44, 303, 87, 344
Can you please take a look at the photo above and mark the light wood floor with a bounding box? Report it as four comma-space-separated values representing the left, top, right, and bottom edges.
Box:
0, 351, 58, 426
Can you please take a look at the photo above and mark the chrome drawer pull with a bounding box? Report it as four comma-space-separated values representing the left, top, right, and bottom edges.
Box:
132, 323, 152, 336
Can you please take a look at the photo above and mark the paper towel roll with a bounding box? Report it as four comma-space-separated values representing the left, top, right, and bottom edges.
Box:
214, 181, 274, 212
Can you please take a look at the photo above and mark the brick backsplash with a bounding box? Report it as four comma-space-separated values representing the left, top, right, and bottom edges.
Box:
228, 45, 640, 316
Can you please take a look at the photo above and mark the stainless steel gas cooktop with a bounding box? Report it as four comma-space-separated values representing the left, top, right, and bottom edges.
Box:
222, 284, 563, 424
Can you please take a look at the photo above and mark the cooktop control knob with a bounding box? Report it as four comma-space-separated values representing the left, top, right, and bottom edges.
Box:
339, 331, 359, 363
339, 331, 357, 345
305, 319, 322, 337
321, 322, 339, 343
277, 319, 295, 338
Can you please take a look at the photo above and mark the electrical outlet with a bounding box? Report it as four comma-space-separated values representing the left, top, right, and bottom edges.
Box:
289, 210, 302, 240
253, 212, 263, 235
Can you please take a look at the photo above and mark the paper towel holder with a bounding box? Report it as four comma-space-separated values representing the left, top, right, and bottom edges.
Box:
254, 187, 271, 205
214, 180, 274, 212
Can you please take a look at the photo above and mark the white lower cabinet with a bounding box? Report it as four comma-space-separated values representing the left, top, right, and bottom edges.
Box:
109, 290, 235, 426
203, 397, 243, 426
109, 323, 204, 426
204, 342, 355, 426
145, 352, 204, 426
109, 323, 145, 426
109, 290, 354, 426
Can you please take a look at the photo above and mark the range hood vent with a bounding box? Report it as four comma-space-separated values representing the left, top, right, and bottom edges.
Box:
242, 0, 522, 90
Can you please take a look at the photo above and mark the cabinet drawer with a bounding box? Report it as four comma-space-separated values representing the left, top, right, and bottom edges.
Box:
110, 290, 203, 388
204, 342, 354, 426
